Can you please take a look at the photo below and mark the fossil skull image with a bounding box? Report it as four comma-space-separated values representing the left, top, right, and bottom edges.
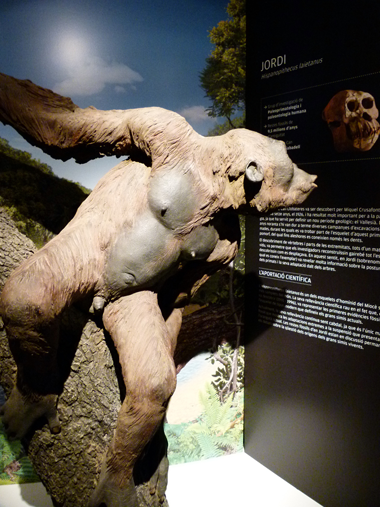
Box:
322, 90, 380, 152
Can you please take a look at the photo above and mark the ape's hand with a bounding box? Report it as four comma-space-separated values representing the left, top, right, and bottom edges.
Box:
0, 386, 60, 439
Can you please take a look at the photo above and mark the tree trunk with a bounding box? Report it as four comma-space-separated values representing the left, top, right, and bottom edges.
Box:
0, 208, 35, 393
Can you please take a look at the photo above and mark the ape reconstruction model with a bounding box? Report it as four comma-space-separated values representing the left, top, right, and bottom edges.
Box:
0, 73, 316, 506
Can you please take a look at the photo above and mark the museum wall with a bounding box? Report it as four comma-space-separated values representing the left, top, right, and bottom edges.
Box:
244, 2, 380, 507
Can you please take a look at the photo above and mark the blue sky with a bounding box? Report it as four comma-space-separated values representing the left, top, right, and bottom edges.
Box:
0, 0, 228, 188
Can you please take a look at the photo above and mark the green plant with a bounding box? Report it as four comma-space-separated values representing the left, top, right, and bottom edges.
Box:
0, 421, 40, 484
209, 343, 245, 402
166, 383, 244, 465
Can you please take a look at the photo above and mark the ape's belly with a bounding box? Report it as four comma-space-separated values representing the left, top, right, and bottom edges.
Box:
104, 211, 180, 298
103, 214, 219, 300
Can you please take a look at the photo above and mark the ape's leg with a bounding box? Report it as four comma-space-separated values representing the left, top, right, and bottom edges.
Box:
90, 291, 181, 507
0, 282, 62, 438
0, 222, 103, 439
134, 421, 169, 502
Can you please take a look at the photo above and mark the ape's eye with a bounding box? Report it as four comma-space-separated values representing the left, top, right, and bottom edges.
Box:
245, 161, 264, 182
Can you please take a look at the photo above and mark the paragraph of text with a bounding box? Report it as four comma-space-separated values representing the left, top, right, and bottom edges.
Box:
258, 286, 380, 351
259, 207, 380, 272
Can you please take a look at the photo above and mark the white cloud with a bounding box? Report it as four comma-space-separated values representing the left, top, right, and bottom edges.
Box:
53, 56, 143, 97
179, 106, 210, 123
114, 85, 127, 94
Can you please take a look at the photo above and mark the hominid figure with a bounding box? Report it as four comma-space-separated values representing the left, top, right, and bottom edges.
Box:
0, 73, 316, 506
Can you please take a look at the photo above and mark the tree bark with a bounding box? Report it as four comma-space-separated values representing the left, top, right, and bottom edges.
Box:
0, 209, 36, 393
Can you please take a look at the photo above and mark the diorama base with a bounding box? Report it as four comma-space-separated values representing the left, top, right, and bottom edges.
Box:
0, 452, 322, 507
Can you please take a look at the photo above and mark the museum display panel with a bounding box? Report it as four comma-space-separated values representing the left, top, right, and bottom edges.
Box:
245, 3, 380, 507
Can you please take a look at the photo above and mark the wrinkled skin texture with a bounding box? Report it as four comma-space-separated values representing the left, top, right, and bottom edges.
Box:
0, 73, 317, 506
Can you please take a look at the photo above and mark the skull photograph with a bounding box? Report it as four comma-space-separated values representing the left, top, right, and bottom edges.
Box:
322, 89, 380, 152
0, 72, 316, 506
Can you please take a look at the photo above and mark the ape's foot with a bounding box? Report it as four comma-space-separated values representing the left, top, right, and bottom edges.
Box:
136, 455, 169, 506
0, 386, 60, 439
89, 464, 138, 507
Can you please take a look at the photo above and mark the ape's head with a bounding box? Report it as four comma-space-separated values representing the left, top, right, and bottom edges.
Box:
217, 128, 317, 212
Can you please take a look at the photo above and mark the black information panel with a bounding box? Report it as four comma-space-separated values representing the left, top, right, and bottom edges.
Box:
245, 3, 380, 507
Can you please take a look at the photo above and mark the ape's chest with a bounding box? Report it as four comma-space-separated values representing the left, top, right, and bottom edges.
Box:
147, 168, 209, 231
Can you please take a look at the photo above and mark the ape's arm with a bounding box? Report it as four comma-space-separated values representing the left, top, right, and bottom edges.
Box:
0, 72, 193, 165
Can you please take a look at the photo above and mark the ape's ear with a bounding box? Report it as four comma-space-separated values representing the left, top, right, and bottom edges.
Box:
0, 72, 190, 165
245, 161, 264, 182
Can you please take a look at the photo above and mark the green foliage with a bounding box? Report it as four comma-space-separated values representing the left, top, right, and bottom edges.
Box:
234, 215, 245, 273
0, 137, 90, 246
200, 0, 246, 124
0, 137, 53, 175
209, 343, 245, 401
165, 383, 244, 465
0, 421, 40, 484
208, 114, 246, 136
191, 268, 230, 306
0, 199, 55, 248
191, 269, 244, 313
